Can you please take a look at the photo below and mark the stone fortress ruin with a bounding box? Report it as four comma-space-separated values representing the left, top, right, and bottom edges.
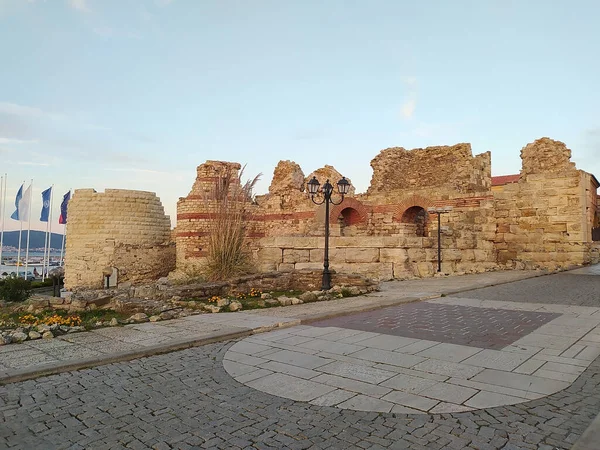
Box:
64, 137, 600, 290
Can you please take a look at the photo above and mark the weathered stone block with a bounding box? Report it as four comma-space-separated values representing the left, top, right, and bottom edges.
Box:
283, 249, 310, 263
345, 248, 380, 263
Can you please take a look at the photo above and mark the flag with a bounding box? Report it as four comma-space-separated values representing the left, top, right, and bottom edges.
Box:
18, 184, 32, 222
40, 187, 52, 222
59, 191, 70, 224
10, 184, 23, 220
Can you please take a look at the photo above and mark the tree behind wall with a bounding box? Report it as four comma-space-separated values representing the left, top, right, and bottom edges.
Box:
203, 167, 260, 281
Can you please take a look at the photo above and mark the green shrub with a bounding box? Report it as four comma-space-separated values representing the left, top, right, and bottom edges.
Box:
0, 274, 32, 302
31, 279, 54, 288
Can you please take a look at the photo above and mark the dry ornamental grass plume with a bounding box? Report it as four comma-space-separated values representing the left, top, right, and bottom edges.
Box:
203, 165, 261, 281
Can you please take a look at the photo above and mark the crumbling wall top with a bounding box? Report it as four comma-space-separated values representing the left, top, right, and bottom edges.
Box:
269, 160, 305, 194
520, 138, 576, 175
305, 165, 355, 195
368, 143, 491, 194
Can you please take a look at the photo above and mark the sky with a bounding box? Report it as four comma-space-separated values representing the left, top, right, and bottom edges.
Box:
0, 0, 599, 232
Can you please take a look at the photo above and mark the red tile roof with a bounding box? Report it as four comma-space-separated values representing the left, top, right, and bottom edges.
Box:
492, 175, 520, 186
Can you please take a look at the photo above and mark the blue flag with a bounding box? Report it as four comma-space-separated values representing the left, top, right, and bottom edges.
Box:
59, 191, 70, 224
10, 184, 23, 221
40, 187, 52, 222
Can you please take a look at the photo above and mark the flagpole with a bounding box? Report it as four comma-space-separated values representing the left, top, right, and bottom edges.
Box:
16, 181, 24, 278
42, 187, 50, 281
1, 174, 6, 267
0, 174, 4, 269
44, 186, 54, 280
24, 179, 33, 278
60, 189, 70, 267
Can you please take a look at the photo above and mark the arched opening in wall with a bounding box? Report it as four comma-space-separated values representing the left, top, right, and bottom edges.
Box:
338, 207, 363, 236
401, 206, 428, 237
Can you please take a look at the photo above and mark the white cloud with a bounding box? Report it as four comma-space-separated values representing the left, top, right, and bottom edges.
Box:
400, 76, 418, 120
0, 102, 63, 120
401, 98, 416, 119
67, 0, 91, 13
0, 137, 38, 144
15, 161, 51, 166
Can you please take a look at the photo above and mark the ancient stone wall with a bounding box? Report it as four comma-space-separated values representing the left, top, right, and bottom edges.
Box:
174, 137, 597, 281
64, 189, 173, 289
494, 138, 597, 270
367, 144, 491, 195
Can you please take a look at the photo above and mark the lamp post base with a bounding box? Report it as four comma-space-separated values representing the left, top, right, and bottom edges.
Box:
321, 268, 331, 291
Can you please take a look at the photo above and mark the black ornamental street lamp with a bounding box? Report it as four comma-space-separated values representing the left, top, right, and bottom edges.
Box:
308, 176, 350, 290
427, 206, 453, 272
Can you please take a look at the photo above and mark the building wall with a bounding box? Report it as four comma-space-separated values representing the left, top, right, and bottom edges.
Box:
64, 189, 173, 289
493, 138, 597, 269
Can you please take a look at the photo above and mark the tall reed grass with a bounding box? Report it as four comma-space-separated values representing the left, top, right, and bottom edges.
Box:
203, 167, 260, 281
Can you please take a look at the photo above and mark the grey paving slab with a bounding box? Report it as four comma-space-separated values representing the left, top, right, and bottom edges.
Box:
350, 334, 418, 351
416, 343, 482, 363
380, 373, 440, 394
380, 391, 439, 412
412, 358, 485, 379
533, 368, 580, 382
234, 368, 274, 384
350, 347, 426, 368
461, 349, 530, 371
222, 360, 256, 378
513, 358, 547, 375
228, 340, 274, 356
576, 345, 600, 361
222, 350, 266, 366
41, 346, 104, 361
423, 382, 478, 404
317, 361, 396, 384
309, 389, 356, 407
263, 349, 333, 369
429, 402, 475, 414
394, 339, 439, 354
336, 394, 394, 413
465, 391, 527, 409
471, 369, 570, 395
246, 373, 336, 402
80, 340, 144, 354
446, 377, 543, 401
311, 373, 392, 398
540, 360, 587, 375
295, 337, 366, 355
261, 360, 321, 380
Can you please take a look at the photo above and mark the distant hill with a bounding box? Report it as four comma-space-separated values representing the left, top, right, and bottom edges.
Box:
1, 231, 64, 249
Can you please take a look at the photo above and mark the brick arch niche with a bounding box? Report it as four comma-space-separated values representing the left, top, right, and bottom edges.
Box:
329, 198, 368, 225
401, 206, 428, 237
393, 195, 434, 237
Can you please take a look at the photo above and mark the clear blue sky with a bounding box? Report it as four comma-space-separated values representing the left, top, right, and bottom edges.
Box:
1, 0, 598, 231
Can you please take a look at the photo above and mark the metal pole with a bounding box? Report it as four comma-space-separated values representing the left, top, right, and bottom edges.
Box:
322, 194, 331, 290
437, 212, 442, 272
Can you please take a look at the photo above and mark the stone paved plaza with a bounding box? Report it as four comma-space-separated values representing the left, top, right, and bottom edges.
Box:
0, 267, 599, 449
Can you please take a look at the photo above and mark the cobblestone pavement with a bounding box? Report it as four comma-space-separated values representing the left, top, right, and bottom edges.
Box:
455, 271, 600, 307
1, 340, 599, 450
1, 267, 599, 449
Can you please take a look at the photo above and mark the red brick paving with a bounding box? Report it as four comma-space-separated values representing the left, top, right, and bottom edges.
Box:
311, 302, 560, 350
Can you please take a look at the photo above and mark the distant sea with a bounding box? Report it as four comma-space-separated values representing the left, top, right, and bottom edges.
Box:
1, 250, 63, 275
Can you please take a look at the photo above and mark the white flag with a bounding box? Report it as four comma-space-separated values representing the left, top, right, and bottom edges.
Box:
18, 183, 32, 222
